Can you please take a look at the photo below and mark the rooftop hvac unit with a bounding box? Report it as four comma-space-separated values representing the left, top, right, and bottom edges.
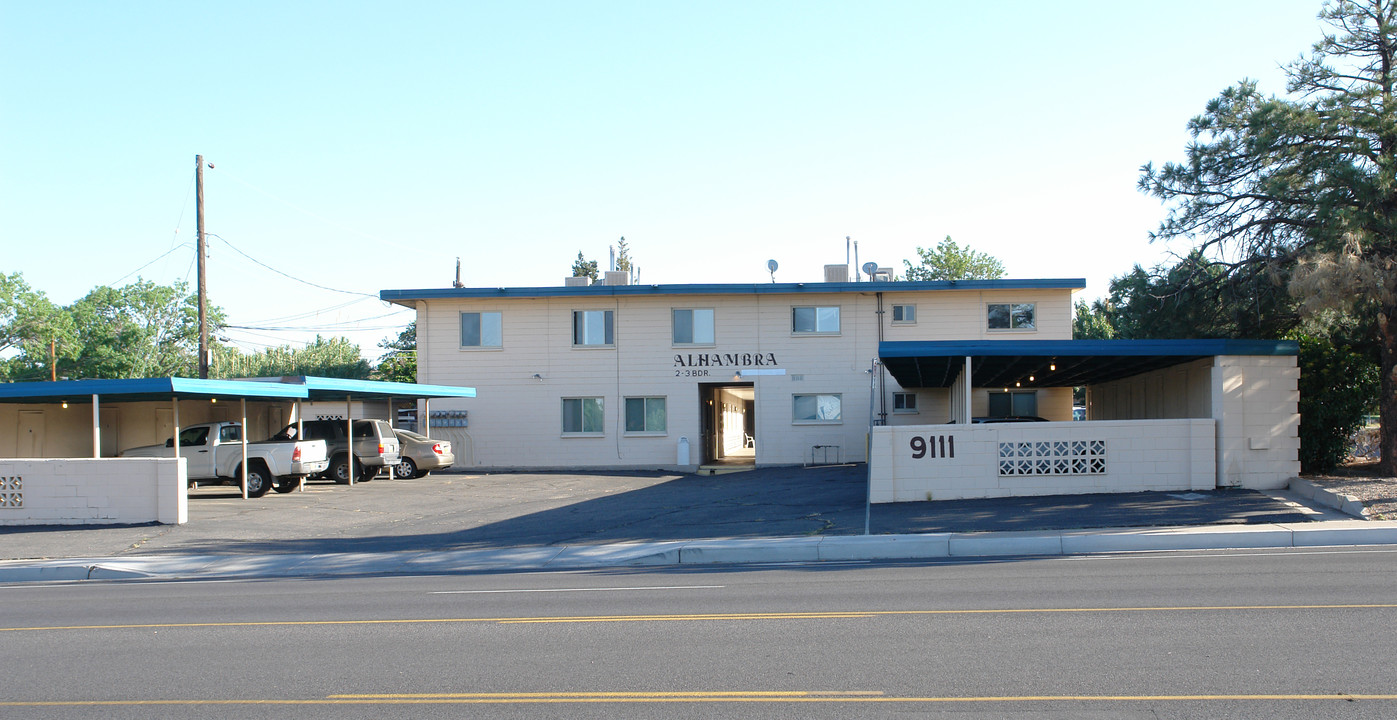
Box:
564, 276, 590, 287
824, 264, 849, 283
603, 271, 629, 286
872, 267, 894, 282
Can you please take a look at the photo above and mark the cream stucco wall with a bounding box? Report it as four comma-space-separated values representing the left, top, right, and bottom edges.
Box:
412, 285, 1077, 469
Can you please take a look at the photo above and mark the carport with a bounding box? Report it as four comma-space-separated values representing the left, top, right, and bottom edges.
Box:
0, 376, 476, 525
870, 339, 1300, 502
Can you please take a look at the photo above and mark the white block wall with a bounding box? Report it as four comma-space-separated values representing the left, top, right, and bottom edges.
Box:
0, 458, 187, 525
1212, 355, 1301, 489
869, 419, 1216, 503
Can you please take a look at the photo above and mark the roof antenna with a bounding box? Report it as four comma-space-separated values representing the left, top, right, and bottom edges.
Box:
767, 259, 779, 283
453, 257, 464, 288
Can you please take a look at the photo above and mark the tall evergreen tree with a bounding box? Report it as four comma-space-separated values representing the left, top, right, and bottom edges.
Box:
1140, 0, 1397, 473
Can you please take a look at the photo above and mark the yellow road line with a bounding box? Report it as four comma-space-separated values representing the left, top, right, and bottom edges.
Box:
3, 603, 1394, 632
3, 693, 1397, 707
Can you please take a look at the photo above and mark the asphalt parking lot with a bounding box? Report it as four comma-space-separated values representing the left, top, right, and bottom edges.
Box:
0, 464, 1328, 561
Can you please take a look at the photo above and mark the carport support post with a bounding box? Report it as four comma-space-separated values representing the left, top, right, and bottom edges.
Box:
91, 394, 100, 458
296, 402, 305, 492
240, 398, 248, 500
172, 397, 181, 480
963, 356, 973, 424
424, 399, 431, 437
346, 396, 354, 486
385, 396, 394, 480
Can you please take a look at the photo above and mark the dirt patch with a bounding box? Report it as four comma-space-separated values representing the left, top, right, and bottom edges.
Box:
1304, 459, 1397, 520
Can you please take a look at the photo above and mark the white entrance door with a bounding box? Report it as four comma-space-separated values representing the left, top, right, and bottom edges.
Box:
100, 408, 120, 458
17, 410, 45, 457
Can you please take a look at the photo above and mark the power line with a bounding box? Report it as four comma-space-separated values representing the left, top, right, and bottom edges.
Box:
207, 233, 377, 298
107, 242, 191, 287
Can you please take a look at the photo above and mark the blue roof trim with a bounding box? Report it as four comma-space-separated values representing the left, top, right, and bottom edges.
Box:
381, 278, 1087, 303
0, 376, 477, 403
298, 376, 476, 399
878, 339, 1299, 358
0, 377, 308, 401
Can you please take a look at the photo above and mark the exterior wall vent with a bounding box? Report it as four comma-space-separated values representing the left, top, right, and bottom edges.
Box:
564, 276, 591, 287
603, 271, 630, 286
824, 264, 849, 283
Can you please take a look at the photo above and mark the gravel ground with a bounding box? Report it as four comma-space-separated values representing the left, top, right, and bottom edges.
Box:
1304, 459, 1397, 520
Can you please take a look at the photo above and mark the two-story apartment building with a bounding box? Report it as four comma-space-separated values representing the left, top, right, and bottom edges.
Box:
381, 271, 1084, 470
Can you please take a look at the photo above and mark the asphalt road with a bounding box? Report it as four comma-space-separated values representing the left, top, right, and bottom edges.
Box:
2, 547, 1395, 718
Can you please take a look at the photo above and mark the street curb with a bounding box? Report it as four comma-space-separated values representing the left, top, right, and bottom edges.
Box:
1289, 478, 1370, 518
3, 520, 1396, 583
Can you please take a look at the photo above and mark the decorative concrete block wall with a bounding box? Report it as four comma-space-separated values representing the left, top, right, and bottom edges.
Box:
0, 458, 187, 525
869, 419, 1216, 503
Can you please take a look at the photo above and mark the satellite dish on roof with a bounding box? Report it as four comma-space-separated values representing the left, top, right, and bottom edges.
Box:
766, 259, 779, 283
861, 261, 878, 279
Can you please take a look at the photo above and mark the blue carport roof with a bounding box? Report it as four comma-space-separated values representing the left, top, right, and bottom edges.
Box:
879, 339, 1298, 388
0, 376, 476, 404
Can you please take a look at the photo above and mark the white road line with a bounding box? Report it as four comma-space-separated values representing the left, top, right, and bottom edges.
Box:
430, 585, 725, 595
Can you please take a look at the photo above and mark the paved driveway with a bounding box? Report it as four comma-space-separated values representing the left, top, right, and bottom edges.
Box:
1, 465, 1321, 561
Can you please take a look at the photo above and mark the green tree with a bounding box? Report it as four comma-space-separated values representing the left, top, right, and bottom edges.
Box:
374, 322, 416, 383
571, 251, 598, 281
902, 236, 1005, 281
213, 336, 371, 379
1072, 299, 1116, 340
616, 237, 633, 274
1294, 332, 1382, 470
61, 279, 217, 379
1140, 0, 1397, 473
0, 272, 77, 381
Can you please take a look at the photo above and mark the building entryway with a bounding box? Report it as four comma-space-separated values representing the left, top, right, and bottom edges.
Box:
698, 382, 755, 467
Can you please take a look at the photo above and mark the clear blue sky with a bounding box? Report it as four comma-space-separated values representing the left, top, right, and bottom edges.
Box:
1, 0, 1327, 356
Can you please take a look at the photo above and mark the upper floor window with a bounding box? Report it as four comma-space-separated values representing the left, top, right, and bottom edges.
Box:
572, 309, 614, 346
987, 303, 1035, 331
672, 308, 715, 345
460, 311, 503, 347
891, 304, 916, 324
792, 306, 840, 334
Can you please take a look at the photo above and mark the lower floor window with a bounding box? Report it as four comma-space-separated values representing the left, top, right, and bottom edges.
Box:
988, 390, 1037, 417
793, 393, 842, 422
625, 397, 667, 433
893, 392, 917, 412
562, 397, 604, 434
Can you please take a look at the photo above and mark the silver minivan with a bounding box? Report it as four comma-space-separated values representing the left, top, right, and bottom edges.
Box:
279, 419, 402, 483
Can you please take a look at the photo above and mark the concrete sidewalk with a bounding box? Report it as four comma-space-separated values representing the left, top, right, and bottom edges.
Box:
3, 465, 1394, 582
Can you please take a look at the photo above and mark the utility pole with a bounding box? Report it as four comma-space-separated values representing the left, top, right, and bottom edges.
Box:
196, 154, 209, 379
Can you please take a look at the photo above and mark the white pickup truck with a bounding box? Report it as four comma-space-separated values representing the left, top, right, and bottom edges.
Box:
121, 421, 329, 497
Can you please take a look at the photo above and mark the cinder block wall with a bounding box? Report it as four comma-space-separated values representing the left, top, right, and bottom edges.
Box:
0, 458, 187, 525
1212, 355, 1301, 489
869, 419, 1216, 503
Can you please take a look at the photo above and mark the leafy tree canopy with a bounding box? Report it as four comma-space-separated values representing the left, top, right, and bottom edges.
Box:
213, 335, 371, 380
374, 322, 416, 383
1139, 0, 1397, 472
902, 236, 1005, 281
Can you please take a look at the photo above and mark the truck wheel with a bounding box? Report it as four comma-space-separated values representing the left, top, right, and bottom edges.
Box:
238, 462, 273, 498
330, 456, 365, 484
395, 458, 418, 479
273, 476, 298, 493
